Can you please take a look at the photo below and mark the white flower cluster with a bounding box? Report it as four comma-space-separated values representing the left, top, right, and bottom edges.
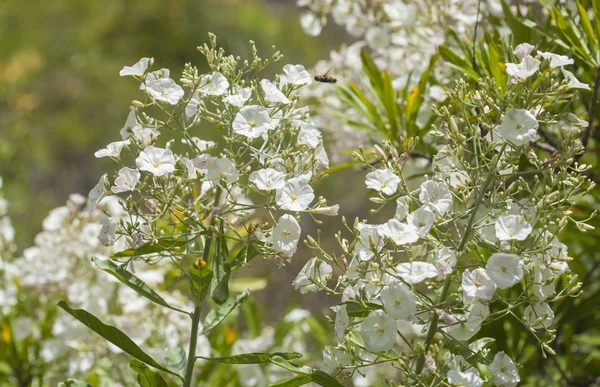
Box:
297, 0, 503, 160
0, 194, 207, 384
295, 47, 593, 385
90, 36, 336, 267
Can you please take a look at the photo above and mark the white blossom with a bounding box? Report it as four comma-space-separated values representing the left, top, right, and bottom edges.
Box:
506, 55, 540, 80
293, 257, 332, 294
513, 43, 534, 61
394, 196, 410, 220
378, 218, 419, 246
335, 304, 350, 342
119, 57, 153, 77
145, 78, 184, 105
419, 180, 452, 215
282, 64, 312, 86
97, 215, 117, 246
260, 79, 290, 105
112, 167, 140, 193
360, 310, 396, 353
462, 268, 496, 301
524, 302, 554, 329
198, 72, 229, 95
94, 140, 130, 159
365, 168, 400, 195
396, 261, 438, 284
489, 352, 520, 387
495, 214, 532, 241
380, 282, 416, 320
249, 168, 286, 191
562, 68, 591, 90
538, 51, 574, 67
88, 174, 109, 209
232, 105, 274, 138
276, 175, 314, 211
272, 214, 301, 256
223, 86, 252, 107
496, 108, 540, 145
136, 146, 176, 177
407, 207, 435, 237
486, 253, 523, 289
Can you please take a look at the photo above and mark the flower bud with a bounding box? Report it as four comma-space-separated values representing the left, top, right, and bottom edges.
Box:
311, 204, 339, 216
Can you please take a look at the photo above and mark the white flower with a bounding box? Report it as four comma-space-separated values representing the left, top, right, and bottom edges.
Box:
379, 218, 419, 245
506, 55, 540, 80
365, 27, 390, 49
495, 214, 532, 241
97, 215, 117, 246
283, 64, 312, 87
486, 253, 523, 289
419, 180, 452, 215
293, 257, 332, 294
407, 207, 435, 237
466, 302, 490, 329
524, 302, 554, 329
297, 122, 322, 149
513, 43, 534, 61
249, 168, 286, 191
185, 93, 202, 118
119, 57, 153, 77
136, 146, 176, 177
396, 261, 438, 284
380, 282, 416, 320
489, 352, 520, 387
462, 268, 497, 301
443, 316, 480, 341
131, 126, 160, 148
145, 78, 184, 105
94, 140, 130, 159
198, 72, 229, 95
260, 79, 290, 105
232, 105, 274, 138
206, 157, 239, 184
538, 51, 574, 67
365, 168, 400, 195
395, 196, 410, 220
272, 214, 301, 256
427, 246, 457, 279
361, 310, 396, 353
276, 175, 314, 211
532, 264, 555, 301
355, 223, 385, 261
300, 12, 323, 36
112, 167, 140, 193
88, 174, 109, 209
447, 368, 484, 387
496, 108, 540, 145
335, 304, 350, 342
562, 68, 591, 90
223, 86, 252, 107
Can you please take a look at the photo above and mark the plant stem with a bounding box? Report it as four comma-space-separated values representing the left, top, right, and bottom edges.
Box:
183, 304, 202, 387
183, 187, 222, 387
415, 145, 506, 374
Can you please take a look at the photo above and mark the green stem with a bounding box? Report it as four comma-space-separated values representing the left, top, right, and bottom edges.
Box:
415, 145, 506, 374
182, 186, 222, 387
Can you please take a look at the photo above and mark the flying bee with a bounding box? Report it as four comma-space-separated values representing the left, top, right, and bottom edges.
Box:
314, 68, 337, 83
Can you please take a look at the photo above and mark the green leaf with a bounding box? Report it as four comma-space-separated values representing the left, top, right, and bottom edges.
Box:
164, 346, 187, 376
58, 379, 91, 387
197, 352, 302, 364
189, 264, 213, 304
93, 257, 186, 314
130, 359, 169, 387
202, 290, 250, 335
577, 0, 600, 63
344, 302, 382, 318
113, 238, 188, 258
381, 70, 399, 139
269, 356, 344, 387
242, 296, 261, 337
231, 244, 260, 270
57, 301, 181, 380
269, 376, 311, 387
438, 46, 479, 80
211, 232, 231, 305
360, 48, 384, 95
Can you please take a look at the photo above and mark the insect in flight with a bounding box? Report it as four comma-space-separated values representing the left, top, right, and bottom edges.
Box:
314, 68, 337, 83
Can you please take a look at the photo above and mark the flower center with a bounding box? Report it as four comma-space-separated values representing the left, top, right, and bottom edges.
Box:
249, 121, 256, 128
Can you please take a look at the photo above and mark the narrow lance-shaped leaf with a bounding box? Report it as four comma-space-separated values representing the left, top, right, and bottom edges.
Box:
196, 352, 302, 364
269, 376, 312, 387
189, 264, 213, 304
113, 238, 188, 258
269, 356, 344, 387
57, 301, 181, 380
130, 359, 169, 387
202, 290, 250, 335
438, 46, 479, 80
93, 257, 186, 314
211, 227, 231, 305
